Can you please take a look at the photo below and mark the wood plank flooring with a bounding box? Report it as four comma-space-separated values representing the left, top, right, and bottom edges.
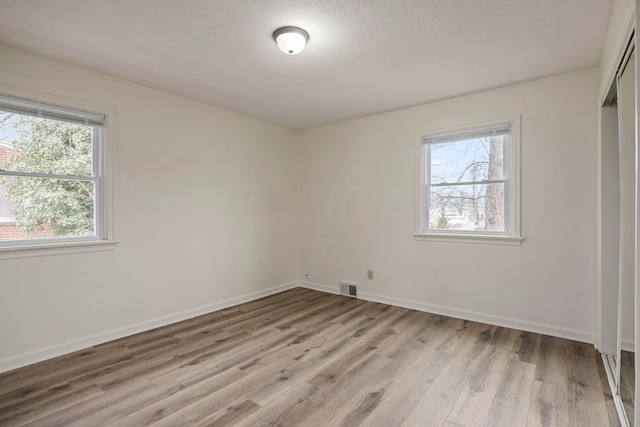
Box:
0, 288, 619, 426
620, 350, 635, 425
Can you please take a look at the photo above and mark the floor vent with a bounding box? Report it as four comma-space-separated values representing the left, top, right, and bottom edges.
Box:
340, 282, 358, 298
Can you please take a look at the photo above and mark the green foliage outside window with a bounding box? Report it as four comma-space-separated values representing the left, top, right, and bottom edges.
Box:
0, 114, 95, 237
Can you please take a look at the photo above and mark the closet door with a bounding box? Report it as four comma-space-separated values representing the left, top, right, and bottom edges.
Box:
618, 49, 636, 423
599, 42, 636, 427
601, 103, 620, 358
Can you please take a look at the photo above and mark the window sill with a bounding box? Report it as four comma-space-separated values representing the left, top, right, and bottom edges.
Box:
413, 233, 523, 246
0, 240, 119, 260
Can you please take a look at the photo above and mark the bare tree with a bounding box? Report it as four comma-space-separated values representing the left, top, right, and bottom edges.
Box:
429, 135, 504, 231
485, 137, 504, 231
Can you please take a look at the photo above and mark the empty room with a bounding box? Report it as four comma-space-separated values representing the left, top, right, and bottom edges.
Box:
0, 0, 638, 426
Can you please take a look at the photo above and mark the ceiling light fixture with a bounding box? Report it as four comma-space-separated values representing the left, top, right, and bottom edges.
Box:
273, 26, 309, 55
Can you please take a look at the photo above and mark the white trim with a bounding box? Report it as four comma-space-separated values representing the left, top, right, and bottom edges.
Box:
358, 290, 593, 343
0, 170, 97, 181
0, 239, 119, 260
0, 83, 115, 120
0, 94, 105, 127
0, 281, 298, 373
298, 280, 341, 295
622, 338, 635, 352
413, 232, 523, 246
599, 5, 636, 105
416, 115, 522, 141
299, 281, 594, 344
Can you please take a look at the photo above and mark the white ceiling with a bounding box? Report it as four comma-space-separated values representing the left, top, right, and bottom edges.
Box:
0, 0, 614, 130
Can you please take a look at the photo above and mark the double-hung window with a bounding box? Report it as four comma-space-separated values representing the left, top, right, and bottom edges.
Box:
416, 116, 522, 244
0, 94, 108, 247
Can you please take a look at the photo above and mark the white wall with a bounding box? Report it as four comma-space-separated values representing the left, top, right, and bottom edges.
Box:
0, 44, 299, 371
298, 68, 599, 341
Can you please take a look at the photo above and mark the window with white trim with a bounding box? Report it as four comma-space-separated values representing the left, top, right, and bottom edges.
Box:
0, 95, 106, 246
417, 117, 521, 242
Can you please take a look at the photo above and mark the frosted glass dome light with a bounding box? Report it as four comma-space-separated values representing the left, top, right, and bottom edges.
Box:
273, 26, 309, 55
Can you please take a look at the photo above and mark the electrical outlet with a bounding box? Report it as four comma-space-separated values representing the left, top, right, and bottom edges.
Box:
367, 269, 374, 280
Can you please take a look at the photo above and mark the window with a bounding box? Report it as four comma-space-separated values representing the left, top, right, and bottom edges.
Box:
0, 94, 108, 248
416, 116, 522, 244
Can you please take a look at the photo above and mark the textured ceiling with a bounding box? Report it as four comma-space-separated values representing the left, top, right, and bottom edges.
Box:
0, 0, 614, 130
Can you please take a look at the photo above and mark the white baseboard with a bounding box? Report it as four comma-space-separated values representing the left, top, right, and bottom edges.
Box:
1, 280, 601, 374
298, 282, 594, 344
298, 280, 341, 295
0, 281, 298, 374
359, 290, 594, 344
621, 339, 635, 353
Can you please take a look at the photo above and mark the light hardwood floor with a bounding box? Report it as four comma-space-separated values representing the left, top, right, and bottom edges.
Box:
0, 288, 619, 426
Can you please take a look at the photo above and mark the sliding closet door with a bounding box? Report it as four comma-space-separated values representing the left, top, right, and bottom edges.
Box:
618, 50, 636, 426
619, 50, 636, 367
635, 8, 640, 424
599, 40, 636, 426
601, 103, 620, 357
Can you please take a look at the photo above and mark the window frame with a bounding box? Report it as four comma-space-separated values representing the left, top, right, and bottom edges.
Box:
414, 115, 523, 245
0, 87, 117, 257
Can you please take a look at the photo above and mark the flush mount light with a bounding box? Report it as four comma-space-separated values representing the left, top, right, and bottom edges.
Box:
273, 26, 309, 55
